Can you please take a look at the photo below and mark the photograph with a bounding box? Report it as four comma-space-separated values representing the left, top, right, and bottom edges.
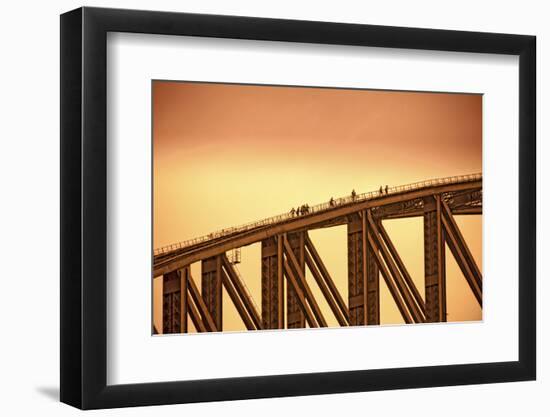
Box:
52, 3, 538, 412
0, 0, 541, 414
152, 81, 483, 334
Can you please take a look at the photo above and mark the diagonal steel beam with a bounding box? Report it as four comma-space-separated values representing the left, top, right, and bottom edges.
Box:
377, 222, 426, 317
367, 211, 425, 323
187, 271, 218, 332
441, 200, 482, 288
441, 215, 482, 306
304, 250, 348, 326
187, 295, 208, 333
221, 255, 263, 330
365, 229, 413, 324
283, 235, 328, 327
221, 269, 256, 330
181, 267, 189, 333
304, 234, 350, 323
282, 260, 318, 328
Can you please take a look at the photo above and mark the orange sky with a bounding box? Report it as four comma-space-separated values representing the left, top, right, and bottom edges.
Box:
153, 81, 482, 333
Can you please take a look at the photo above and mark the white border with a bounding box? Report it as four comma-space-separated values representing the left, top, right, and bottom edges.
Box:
107, 33, 519, 385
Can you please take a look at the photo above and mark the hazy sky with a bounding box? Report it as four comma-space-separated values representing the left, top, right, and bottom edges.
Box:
153, 81, 482, 333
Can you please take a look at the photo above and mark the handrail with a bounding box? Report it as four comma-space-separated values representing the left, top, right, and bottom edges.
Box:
154, 172, 481, 256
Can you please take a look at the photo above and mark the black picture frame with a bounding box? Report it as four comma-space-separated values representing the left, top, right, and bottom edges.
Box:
60, 6, 536, 410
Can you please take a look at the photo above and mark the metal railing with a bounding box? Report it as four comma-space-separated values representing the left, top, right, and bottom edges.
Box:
154, 172, 481, 256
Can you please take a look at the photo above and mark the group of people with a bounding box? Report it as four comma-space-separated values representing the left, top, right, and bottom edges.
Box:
289, 185, 391, 218
290, 204, 310, 217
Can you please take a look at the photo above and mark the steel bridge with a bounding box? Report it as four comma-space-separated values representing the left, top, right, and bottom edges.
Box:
154, 173, 482, 334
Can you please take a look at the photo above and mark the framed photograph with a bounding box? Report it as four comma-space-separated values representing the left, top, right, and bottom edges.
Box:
60, 6, 536, 409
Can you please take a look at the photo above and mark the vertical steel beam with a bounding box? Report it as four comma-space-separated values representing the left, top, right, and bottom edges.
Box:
277, 236, 284, 329
181, 267, 188, 333
261, 237, 281, 329
437, 197, 447, 321
347, 214, 365, 325
286, 232, 306, 328
423, 195, 447, 322
162, 270, 181, 334
201, 256, 223, 331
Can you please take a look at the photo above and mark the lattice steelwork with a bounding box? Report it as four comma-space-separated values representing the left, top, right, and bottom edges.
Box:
347, 214, 365, 326
162, 270, 181, 334
201, 257, 222, 331
423, 196, 446, 322
261, 237, 282, 329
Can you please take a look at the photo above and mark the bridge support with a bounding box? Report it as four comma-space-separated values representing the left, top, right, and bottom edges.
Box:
424, 195, 447, 322
347, 213, 379, 325
162, 270, 182, 334
154, 176, 483, 332
202, 256, 223, 331
181, 267, 188, 333
161, 267, 217, 334
348, 214, 365, 325
286, 232, 306, 328
261, 237, 284, 329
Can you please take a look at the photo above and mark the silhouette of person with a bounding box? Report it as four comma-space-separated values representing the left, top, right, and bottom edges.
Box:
379, 186, 383, 195
385, 185, 389, 194
329, 197, 334, 207
351, 189, 356, 200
